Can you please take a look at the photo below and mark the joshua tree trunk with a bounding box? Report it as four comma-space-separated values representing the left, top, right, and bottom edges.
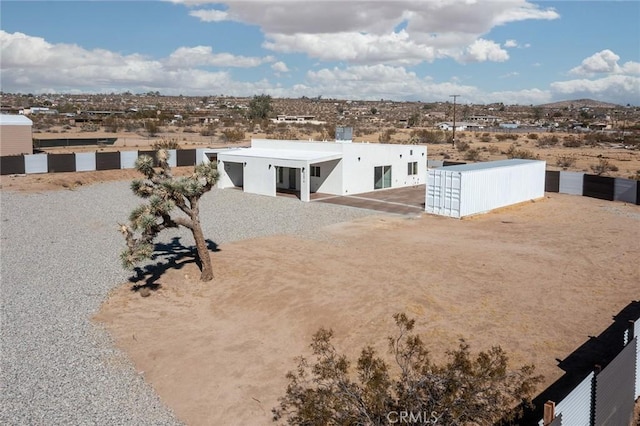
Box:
190, 200, 213, 281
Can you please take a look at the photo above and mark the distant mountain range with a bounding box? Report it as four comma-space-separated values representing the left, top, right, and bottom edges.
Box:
538, 99, 623, 109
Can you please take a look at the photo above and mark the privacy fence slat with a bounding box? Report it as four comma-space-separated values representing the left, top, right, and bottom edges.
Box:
594, 339, 636, 426
47, 153, 76, 173
96, 151, 121, 170
558, 171, 584, 195
0, 155, 25, 175
545, 170, 560, 192
176, 149, 196, 166
543, 372, 594, 426
24, 154, 48, 174
120, 151, 138, 169
613, 178, 638, 204
75, 152, 97, 172
583, 174, 615, 201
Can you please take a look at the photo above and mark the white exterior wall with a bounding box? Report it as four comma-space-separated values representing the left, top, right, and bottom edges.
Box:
217, 139, 426, 201
309, 159, 342, 194
426, 160, 545, 218
341, 143, 426, 195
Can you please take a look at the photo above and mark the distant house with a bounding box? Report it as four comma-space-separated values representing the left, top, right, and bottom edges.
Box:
499, 122, 519, 129
271, 115, 326, 125
0, 114, 33, 156
435, 121, 483, 131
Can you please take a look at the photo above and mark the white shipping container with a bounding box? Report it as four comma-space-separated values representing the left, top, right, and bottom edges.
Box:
426, 159, 546, 218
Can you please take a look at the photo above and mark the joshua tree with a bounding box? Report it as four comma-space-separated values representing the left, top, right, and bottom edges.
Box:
119, 149, 219, 281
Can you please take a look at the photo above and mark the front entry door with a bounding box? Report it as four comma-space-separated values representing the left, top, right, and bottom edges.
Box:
289, 168, 296, 190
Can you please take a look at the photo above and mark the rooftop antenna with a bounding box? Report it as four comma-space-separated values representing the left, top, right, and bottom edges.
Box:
450, 94, 460, 147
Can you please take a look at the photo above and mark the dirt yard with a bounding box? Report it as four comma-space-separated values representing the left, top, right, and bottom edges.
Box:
93, 194, 640, 425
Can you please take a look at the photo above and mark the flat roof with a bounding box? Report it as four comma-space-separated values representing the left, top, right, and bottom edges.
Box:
0, 114, 33, 126
218, 147, 343, 163
442, 159, 544, 172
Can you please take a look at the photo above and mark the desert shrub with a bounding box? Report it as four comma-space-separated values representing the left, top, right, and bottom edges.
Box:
495, 133, 519, 142
464, 148, 481, 161
488, 145, 500, 154
273, 313, 543, 426
221, 128, 245, 142
562, 136, 583, 148
456, 140, 470, 152
536, 135, 559, 148
200, 124, 216, 137
379, 128, 397, 143
506, 144, 539, 160
527, 133, 539, 140
629, 170, 640, 180
590, 159, 618, 175
152, 138, 181, 150
480, 135, 492, 142
81, 122, 99, 132
556, 155, 576, 169
409, 129, 446, 144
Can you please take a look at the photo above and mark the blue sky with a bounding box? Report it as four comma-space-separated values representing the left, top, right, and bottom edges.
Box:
1, 0, 639, 105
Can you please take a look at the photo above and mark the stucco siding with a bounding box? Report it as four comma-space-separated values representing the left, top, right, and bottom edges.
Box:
0, 124, 33, 156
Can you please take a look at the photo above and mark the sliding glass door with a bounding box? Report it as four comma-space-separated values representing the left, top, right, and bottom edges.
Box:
374, 165, 392, 189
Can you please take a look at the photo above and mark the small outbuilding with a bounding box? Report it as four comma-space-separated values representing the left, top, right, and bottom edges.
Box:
0, 114, 34, 156
426, 159, 546, 218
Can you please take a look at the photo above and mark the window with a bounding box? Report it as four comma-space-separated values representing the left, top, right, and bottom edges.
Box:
408, 161, 418, 175
374, 165, 392, 189
277, 166, 284, 183
310, 165, 321, 177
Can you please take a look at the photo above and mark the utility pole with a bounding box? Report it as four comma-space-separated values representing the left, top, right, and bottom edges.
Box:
450, 95, 460, 147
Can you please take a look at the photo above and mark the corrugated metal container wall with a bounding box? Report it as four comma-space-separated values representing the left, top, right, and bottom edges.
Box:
426, 160, 545, 218
426, 169, 462, 217
547, 372, 593, 426
594, 339, 636, 426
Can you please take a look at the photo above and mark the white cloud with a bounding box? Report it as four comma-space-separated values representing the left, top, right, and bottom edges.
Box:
551, 74, 640, 105
189, 1, 558, 65
271, 61, 289, 73
0, 31, 271, 95
569, 49, 622, 75
189, 9, 230, 22
504, 39, 518, 48
165, 46, 273, 68
460, 39, 509, 63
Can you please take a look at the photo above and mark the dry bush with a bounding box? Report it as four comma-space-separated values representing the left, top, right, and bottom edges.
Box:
495, 133, 519, 141
590, 159, 618, 176
221, 128, 246, 142
487, 145, 500, 154
456, 140, 470, 152
379, 128, 397, 143
527, 133, 539, 140
562, 136, 583, 148
506, 144, 539, 160
464, 148, 481, 161
409, 129, 446, 144
152, 138, 181, 150
536, 135, 559, 148
556, 154, 576, 169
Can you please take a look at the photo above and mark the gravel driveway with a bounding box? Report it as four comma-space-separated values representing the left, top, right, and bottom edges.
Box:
0, 182, 376, 425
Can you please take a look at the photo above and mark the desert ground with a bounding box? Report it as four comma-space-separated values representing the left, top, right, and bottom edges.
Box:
3, 128, 638, 424
88, 190, 640, 425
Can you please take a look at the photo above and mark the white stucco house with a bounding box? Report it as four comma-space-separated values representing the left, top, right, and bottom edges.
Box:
208, 139, 426, 202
